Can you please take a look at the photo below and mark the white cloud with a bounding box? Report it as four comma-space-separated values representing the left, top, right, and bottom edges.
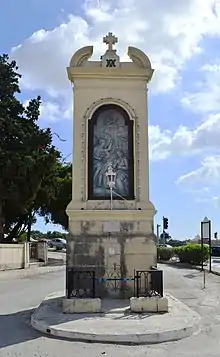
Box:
176, 155, 220, 204
177, 156, 220, 185
213, 195, 220, 207
149, 113, 220, 160
10, 0, 220, 97
23, 99, 72, 122
40, 101, 71, 122
182, 62, 220, 113
183, 187, 210, 194
9, 0, 220, 167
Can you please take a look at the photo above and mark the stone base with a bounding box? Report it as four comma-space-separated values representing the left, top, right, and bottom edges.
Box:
66, 232, 157, 298
62, 298, 101, 314
130, 297, 168, 313
32, 293, 201, 344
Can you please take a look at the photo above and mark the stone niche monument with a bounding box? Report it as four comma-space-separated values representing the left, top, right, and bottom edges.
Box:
66, 33, 157, 299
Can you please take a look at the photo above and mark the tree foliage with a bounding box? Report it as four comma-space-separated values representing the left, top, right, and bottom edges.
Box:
31, 230, 68, 240
39, 163, 72, 230
174, 244, 209, 265
0, 54, 61, 241
157, 246, 174, 261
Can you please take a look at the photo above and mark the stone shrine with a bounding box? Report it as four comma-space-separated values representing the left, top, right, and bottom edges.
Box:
66, 33, 157, 299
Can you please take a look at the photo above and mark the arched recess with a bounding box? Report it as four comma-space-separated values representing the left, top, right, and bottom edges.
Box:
87, 104, 135, 200
84, 97, 137, 121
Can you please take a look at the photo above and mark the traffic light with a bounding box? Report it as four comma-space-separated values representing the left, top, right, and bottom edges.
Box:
214, 232, 218, 239
163, 217, 168, 230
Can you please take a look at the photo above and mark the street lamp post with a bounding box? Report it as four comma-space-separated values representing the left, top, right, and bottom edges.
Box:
106, 165, 116, 210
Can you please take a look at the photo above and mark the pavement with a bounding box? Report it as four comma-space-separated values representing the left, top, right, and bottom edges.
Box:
0, 264, 220, 356
31, 292, 200, 344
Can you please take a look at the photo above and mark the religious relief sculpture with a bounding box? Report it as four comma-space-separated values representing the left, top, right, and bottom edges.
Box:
88, 105, 134, 199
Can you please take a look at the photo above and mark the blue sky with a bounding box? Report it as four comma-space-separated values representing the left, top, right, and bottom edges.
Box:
1, 0, 220, 239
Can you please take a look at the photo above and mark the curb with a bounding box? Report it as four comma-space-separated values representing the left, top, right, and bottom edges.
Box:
31, 293, 201, 345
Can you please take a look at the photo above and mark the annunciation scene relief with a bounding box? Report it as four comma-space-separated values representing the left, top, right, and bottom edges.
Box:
88, 104, 134, 200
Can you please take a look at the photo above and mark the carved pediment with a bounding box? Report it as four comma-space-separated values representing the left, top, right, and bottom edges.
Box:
127, 46, 152, 69
69, 46, 93, 67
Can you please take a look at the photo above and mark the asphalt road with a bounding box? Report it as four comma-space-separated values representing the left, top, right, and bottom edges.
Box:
0, 265, 220, 356
211, 257, 220, 270
47, 249, 66, 264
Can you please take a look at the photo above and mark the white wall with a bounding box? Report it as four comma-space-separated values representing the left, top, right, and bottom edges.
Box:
0, 243, 30, 271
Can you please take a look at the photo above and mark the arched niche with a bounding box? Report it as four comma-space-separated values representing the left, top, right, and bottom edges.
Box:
88, 104, 135, 200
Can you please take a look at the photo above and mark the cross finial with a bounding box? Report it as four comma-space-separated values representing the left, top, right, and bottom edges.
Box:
103, 32, 118, 51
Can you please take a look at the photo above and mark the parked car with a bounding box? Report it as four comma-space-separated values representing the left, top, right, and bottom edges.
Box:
158, 244, 173, 249
211, 245, 220, 257
48, 238, 66, 250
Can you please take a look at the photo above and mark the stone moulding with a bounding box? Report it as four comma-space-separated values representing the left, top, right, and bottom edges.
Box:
84, 97, 137, 121
66, 208, 155, 221
67, 232, 156, 240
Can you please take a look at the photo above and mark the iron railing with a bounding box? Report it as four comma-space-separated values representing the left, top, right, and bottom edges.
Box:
66, 267, 163, 299
151, 268, 163, 297
135, 269, 163, 298
67, 269, 96, 299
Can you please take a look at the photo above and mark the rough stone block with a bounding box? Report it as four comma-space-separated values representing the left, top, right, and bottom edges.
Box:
130, 297, 168, 313
157, 297, 169, 312
62, 298, 101, 314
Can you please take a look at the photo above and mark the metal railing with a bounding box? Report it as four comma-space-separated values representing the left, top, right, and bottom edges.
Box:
134, 269, 163, 298
66, 267, 163, 299
67, 269, 96, 299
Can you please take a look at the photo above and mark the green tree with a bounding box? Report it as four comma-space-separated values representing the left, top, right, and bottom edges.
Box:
0, 54, 61, 241
30, 230, 45, 240
46, 230, 67, 239
39, 163, 72, 230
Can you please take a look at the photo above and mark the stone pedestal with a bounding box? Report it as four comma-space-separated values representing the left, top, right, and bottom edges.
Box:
62, 298, 101, 314
67, 233, 156, 298
130, 297, 169, 313
65, 33, 157, 299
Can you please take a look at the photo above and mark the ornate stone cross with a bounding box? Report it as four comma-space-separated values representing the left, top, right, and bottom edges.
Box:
103, 32, 118, 51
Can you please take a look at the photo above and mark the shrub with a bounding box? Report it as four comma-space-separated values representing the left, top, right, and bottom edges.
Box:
174, 244, 209, 265
157, 246, 173, 261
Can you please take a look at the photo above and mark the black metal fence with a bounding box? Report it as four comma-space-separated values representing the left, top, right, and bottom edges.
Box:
134, 269, 163, 298
66, 267, 163, 299
67, 269, 96, 299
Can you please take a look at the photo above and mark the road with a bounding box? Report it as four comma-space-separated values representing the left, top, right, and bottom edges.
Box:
47, 249, 66, 264
211, 257, 220, 271
0, 265, 220, 356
